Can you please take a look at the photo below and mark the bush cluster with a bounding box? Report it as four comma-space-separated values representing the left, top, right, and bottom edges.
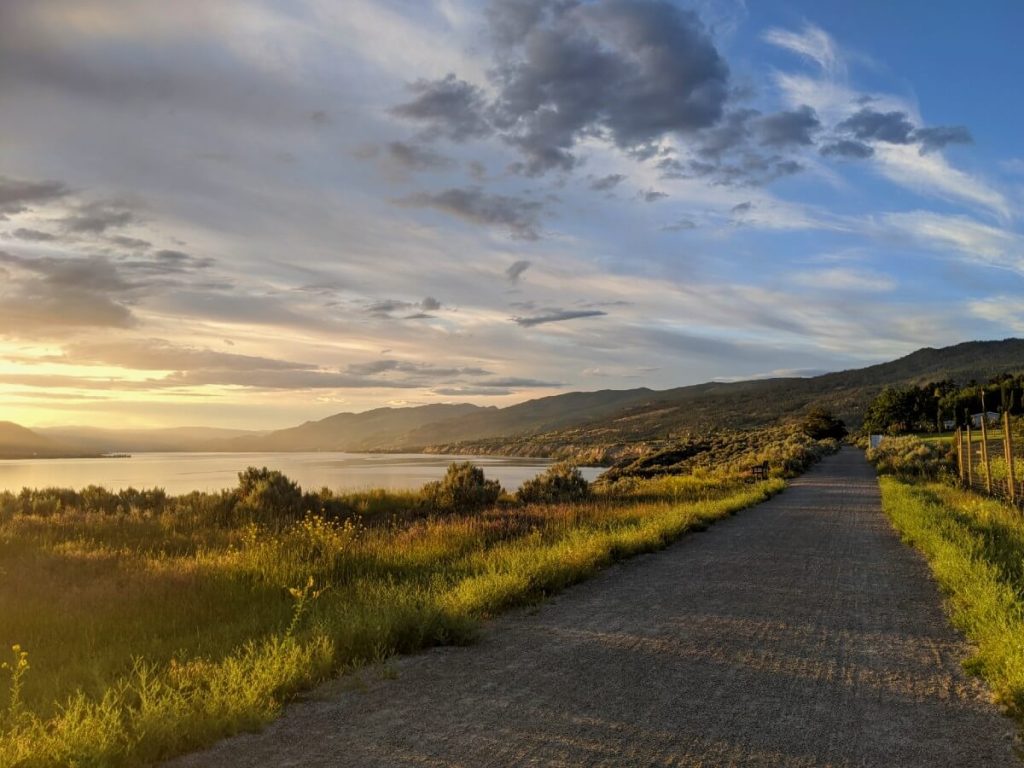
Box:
420, 462, 503, 513
866, 436, 953, 479
516, 463, 589, 504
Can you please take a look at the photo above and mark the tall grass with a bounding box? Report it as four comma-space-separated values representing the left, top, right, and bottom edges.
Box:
0, 474, 782, 766
879, 478, 1024, 719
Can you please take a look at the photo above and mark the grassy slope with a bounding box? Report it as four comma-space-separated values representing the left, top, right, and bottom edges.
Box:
0, 477, 782, 767
879, 478, 1024, 720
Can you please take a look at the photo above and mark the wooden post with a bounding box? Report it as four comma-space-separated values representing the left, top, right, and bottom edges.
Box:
980, 393, 992, 494
1004, 409, 1016, 504
966, 422, 974, 488
956, 427, 964, 484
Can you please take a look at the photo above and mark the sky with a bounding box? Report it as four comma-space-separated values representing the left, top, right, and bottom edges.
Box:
1, 0, 1023, 430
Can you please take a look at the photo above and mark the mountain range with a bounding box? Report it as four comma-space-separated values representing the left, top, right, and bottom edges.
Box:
5, 338, 1024, 461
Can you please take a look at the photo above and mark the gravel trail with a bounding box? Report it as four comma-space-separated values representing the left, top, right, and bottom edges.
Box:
169, 448, 1019, 767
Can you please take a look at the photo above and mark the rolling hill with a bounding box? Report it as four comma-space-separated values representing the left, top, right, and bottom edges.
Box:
0, 421, 84, 459
10, 338, 1024, 461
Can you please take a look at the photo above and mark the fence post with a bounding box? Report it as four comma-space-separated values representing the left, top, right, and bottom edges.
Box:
1004, 410, 1015, 505
980, 402, 992, 494
956, 427, 964, 484
966, 422, 974, 488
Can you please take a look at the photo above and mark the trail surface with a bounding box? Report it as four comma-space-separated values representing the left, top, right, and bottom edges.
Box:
171, 448, 1019, 767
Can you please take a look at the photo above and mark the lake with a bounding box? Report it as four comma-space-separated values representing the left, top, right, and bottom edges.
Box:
0, 452, 604, 495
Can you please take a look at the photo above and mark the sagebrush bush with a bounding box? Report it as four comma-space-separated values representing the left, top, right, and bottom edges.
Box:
866, 435, 953, 479
233, 467, 304, 527
516, 463, 589, 504
421, 462, 502, 513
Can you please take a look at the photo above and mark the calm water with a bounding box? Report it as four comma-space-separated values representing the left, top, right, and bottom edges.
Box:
0, 452, 603, 495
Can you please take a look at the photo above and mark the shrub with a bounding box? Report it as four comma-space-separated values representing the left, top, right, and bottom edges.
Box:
421, 462, 502, 513
233, 467, 304, 527
799, 406, 848, 441
516, 463, 590, 504
866, 436, 953, 479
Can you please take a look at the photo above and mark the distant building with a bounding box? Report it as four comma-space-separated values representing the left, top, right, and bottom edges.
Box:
969, 411, 1000, 428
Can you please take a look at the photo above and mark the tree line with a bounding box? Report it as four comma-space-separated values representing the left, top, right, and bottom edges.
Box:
863, 373, 1024, 435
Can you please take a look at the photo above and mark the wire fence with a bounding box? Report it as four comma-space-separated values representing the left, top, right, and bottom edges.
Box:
955, 410, 1023, 506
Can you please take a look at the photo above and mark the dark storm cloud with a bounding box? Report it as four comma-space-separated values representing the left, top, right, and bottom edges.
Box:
640, 190, 668, 202
396, 187, 544, 239
391, 74, 493, 142
589, 173, 626, 191
513, 308, 607, 326
0, 176, 69, 215
394, 0, 728, 175
491, 0, 729, 173
837, 108, 915, 144
756, 105, 820, 147
421, 296, 442, 311
506, 259, 532, 281
10, 228, 56, 242
914, 125, 972, 153
819, 139, 874, 159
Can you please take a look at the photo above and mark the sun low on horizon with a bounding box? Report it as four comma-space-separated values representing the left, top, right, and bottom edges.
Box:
2, 0, 1023, 430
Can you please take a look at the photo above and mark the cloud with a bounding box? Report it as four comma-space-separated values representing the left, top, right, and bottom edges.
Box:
421, 296, 442, 311
433, 386, 512, 396
836, 108, 972, 156
391, 74, 493, 141
640, 190, 669, 203
109, 235, 151, 249
9, 228, 57, 242
0, 251, 136, 336
914, 125, 972, 154
819, 139, 873, 159
384, 141, 455, 171
513, 309, 608, 327
762, 23, 844, 77
0, 176, 69, 215
505, 259, 531, 282
873, 210, 1022, 271
589, 173, 627, 191
791, 267, 896, 292
394, 0, 729, 175
756, 105, 820, 147
837, 108, 915, 144
52, 338, 317, 372
396, 187, 544, 239
661, 218, 697, 232
61, 202, 135, 233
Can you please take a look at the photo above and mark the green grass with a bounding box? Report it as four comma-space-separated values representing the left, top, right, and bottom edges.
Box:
0, 475, 782, 766
879, 478, 1024, 720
